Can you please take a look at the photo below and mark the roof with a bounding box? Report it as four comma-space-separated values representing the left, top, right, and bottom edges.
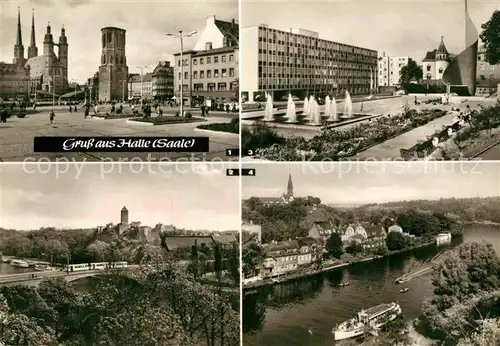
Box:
365, 225, 385, 238
173, 46, 238, 57
422, 50, 437, 62
388, 224, 403, 232
60, 90, 85, 98
299, 237, 319, 246
164, 236, 215, 250
129, 72, 153, 83
214, 18, 239, 46
265, 240, 299, 254
0, 62, 28, 74
152, 61, 173, 76
102, 27, 126, 32
351, 233, 367, 242
437, 36, 448, 55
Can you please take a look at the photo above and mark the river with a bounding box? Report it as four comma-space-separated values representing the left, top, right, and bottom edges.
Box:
0, 262, 35, 275
242, 224, 500, 345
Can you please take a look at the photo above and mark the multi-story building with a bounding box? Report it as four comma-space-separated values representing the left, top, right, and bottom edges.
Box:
477, 45, 500, 80
308, 220, 336, 243
378, 53, 410, 87
363, 225, 387, 250
261, 240, 299, 277
98, 27, 129, 102
422, 36, 453, 83
152, 61, 174, 101
240, 24, 378, 102
128, 73, 153, 100
173, 15, 239, 106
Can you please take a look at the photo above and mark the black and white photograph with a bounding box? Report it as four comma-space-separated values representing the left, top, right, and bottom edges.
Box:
0, 0, 239, 162
242, 162, 500, 345
240, 0, 500, 161
0, 163, 240, 345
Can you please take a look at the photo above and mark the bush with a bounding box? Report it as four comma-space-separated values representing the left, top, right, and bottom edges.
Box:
185, 112, 192, 118
175, 111, 180, 117
242, 122, 285, 152
197, 122, 239, 134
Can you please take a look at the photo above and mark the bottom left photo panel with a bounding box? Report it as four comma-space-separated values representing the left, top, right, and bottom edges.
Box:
0, 163, 241, 346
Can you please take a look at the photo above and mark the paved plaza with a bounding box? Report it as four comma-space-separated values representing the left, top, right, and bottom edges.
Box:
0, 107, 239, 162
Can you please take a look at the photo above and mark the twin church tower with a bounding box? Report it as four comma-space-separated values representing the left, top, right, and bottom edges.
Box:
13, 8, 68, 94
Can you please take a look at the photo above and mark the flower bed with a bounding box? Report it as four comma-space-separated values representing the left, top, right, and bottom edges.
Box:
243, 108, 447, 161
94, 112, 136, 119
197, 118, 239, 134
129, 116, 205, 125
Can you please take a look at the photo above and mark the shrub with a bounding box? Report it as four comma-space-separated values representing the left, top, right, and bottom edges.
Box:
242, 122, 285, 152
175, 111, 180, 117
185, 112, 192, 118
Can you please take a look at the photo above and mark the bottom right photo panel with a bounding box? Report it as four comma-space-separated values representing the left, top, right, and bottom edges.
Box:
241, 162, 500, 346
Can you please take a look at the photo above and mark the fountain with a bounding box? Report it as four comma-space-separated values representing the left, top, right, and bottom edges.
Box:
324, 95, 331, 120
307, 95, 315, 121
285, 94, 298, 123
343, 91, 353, 118
309, 98, 322, 126
303, 96, 310, 118
328, 97, 338, 121
263, 93, 274, 121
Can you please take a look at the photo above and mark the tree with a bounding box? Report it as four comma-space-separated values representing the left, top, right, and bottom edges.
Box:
325, 233, 343, 259
345, 242, 363, 255
399, 59, 423, 87
242, 243, 263, 278
227, 243, 240, 285
480, 10, 500, 65
385, 231, 407, 251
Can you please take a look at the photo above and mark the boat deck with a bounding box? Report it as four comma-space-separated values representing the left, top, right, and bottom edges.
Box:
364, 303, 393, 317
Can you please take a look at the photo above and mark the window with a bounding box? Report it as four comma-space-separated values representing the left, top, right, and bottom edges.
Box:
426, 65, 431, 72
438, 67, 443, 73
207, 57, 211, 64
218, 82, 226, 91
221, 55, 226, 63
178, 60, 181, 67
229, 68, 234, 77
207, 70, 212, 78
205, 42, 213, 50
200, 71, 204, 79
200, 58, 204, 64
184, 72, 188, 79
229, 54, 234, 62
193, 59, 197, 65
208, 83, 215, 91
222, 69, 227, 77
193, 71, 198, 79
194, 83, 203, 91
107, 32, 112, 43
214, 56, 219, 63
214, 69, 219, 78
178, 73, 181, 80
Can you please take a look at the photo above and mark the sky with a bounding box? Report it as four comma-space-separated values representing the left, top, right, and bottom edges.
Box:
242, 162, 500, 204
0, 163, 240, 231
241, 0, 500, 61
0, 0, 238, 84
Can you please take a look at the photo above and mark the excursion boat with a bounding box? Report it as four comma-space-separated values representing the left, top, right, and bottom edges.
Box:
400, 288, 409, 293
34, 263, 53, 271
339, 282, 350, 287
332, 302, 402, 341
10, 259, 29, 268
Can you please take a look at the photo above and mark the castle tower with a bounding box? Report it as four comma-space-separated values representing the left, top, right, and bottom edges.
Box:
121, 206, 129, 225
28, 9, 38, 59
98, 27, 129, 102
435, 36, 449, 80
13, 7, 25, 65
286, 173, 293, 198
58, 25, 68, 91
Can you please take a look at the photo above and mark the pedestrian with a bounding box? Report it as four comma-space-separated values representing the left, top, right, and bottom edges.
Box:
74, 105, 77, 113
49, 111, 55, 124
360, 101, 364, 112
201, 105, 206, 117
84, 106, 89, 118
0, 106, 7, 123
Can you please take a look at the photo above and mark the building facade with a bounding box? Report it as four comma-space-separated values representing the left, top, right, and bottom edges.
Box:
0, 9, 69, 98
173, 15, 239, 106
128, 73, 153, 100
261, 240, 299, 277
477, 46, 500, 81
152, 61, 174, 101
378, 53, 410, 87
308, 221, 335, 243
422, 36, 452, 83
98, 27, 129, 102
240, 24, 378, 102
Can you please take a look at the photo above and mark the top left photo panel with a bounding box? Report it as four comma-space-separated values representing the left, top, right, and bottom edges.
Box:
0, 0, 239, 162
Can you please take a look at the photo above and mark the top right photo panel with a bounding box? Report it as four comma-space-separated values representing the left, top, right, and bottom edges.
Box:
240, 0, 500, 162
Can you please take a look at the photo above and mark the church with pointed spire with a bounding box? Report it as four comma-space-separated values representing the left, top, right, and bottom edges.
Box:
0, 7, 69, 97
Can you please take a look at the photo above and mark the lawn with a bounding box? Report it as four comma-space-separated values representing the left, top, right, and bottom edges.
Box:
197, 121, 239, 134
129, 115, 206, 125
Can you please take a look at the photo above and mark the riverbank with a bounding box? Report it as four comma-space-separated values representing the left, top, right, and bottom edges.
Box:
243, 240, 436, 290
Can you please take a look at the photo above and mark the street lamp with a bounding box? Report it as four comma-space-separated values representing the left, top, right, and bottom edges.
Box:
136, 65, 149, 104
122, 80, 126, 103
166, 30, 197, 117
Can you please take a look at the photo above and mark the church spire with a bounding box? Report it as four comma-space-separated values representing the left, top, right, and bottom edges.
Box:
16, 7, 22, 46
287, 173, 293, 198
28, 8, 38, 59
13, 7, 25, 65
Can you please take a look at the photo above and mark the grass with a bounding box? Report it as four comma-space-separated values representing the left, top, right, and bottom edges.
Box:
129, 115, 205, 125
197, 121, 239, 134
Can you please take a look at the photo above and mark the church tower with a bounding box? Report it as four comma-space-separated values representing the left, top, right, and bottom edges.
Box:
121, 206, 129, 225
28, 9, 38, 59
58, 25, 68, 91
43, 22, 54, 56
13, 7, 26, 65
286, 173, 294, 198
99, 27, 129, 102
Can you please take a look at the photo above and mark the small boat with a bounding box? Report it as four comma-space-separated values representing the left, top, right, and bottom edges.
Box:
339, 282, 350, 287
400, 288, 409, 293
332, 302, 402, 341
10, 259, 29, 268
34, 263, 53, 271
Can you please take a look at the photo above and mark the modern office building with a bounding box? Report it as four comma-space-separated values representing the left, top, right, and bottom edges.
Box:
173, 15, 239, 106
151, 61, 174, 101
378, 53, 410, 87
240, 24, 378, 102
